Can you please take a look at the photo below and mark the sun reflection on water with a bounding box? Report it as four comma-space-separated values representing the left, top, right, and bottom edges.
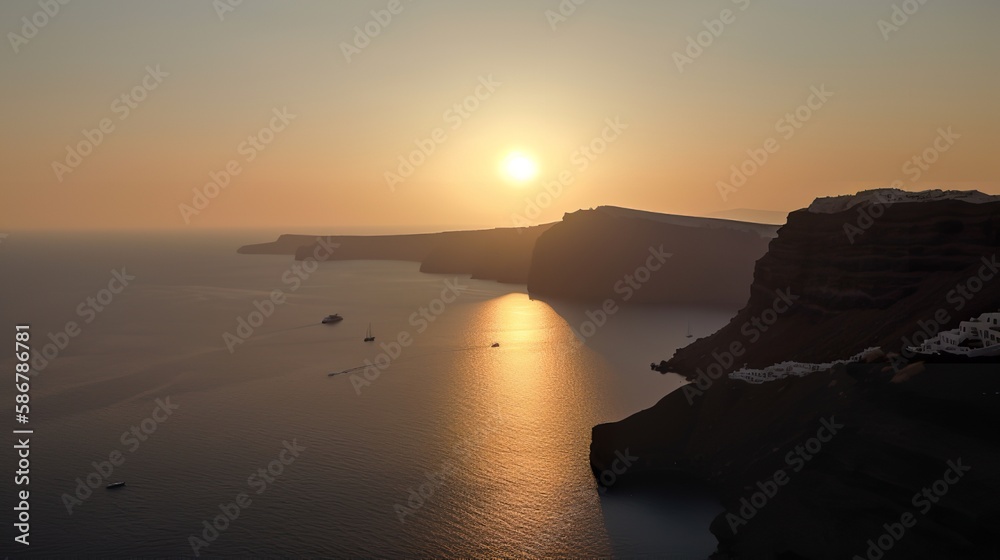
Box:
436, 293, 611, 556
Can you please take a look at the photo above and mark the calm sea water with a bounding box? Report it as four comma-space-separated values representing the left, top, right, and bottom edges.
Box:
0, 232, 734, 558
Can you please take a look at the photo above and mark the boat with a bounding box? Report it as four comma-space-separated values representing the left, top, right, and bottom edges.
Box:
686, 321, 693, 338
106, 481, 126, 489
491, 342, 500, 348
322, 314, 343, 324
364, 322, 375, 342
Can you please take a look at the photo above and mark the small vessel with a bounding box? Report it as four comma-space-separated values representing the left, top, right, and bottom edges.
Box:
322, 314, 343, 324
686, 321, 693, 338
106, 481, 126, 489
491, 342, 500, 348
363, 322, 375, 342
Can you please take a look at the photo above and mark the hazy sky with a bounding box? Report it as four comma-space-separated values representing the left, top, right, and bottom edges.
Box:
2, 0, 998, 232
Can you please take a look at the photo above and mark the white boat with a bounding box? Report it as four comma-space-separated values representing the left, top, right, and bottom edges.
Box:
322, 314, 343, 324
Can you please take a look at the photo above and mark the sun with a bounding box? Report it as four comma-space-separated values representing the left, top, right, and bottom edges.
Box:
502, 152, 539, 183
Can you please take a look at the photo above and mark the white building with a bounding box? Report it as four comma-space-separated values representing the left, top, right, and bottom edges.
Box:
908, 312, 1000, 358
729, 348, 880, 385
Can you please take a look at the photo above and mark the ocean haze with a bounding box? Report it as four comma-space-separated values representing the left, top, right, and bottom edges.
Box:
1, 233, 731, 557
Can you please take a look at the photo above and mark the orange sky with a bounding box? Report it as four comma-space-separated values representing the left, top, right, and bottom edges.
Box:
1, 0, 997, 232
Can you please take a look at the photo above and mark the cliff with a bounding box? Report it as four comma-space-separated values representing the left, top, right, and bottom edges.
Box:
238, 225, 553, 284
656, 196, 1000, 372
239, 207, 779, 296
593, 193, 1000, 559
527, 206, 778, 305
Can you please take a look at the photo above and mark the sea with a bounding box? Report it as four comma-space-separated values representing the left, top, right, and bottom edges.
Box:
0, 232, 737, 558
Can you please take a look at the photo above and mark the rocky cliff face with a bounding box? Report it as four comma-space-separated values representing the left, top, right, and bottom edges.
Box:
238, 225, 553, 284
595, 196, 1000, 559
656, 198, 1000, 372
417, 227, 548, 283
239, 207, 778, 298
527, 206, 777, 305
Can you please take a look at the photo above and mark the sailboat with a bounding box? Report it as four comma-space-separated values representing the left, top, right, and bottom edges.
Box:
364, 323, 375, 342
686, 321, 693, 338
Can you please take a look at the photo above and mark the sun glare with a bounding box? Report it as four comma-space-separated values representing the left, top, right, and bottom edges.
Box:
503, 153, 539, 183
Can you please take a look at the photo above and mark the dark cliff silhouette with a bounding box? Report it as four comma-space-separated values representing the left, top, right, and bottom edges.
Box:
593, 194, 1000, 559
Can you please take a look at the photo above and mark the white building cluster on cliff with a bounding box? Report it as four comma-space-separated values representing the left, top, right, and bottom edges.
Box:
806, 188, 999, 214
907, 312, 1000, 358
729, 347, 881, 385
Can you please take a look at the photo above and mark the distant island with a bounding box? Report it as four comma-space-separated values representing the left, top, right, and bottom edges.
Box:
239, 206, 779, 305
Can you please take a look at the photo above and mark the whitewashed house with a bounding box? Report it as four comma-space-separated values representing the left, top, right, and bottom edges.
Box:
908, 312, 1000, 358
728, 348, 879, 384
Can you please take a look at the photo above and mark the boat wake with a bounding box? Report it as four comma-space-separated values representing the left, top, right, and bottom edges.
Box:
328, 365, 368, 377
